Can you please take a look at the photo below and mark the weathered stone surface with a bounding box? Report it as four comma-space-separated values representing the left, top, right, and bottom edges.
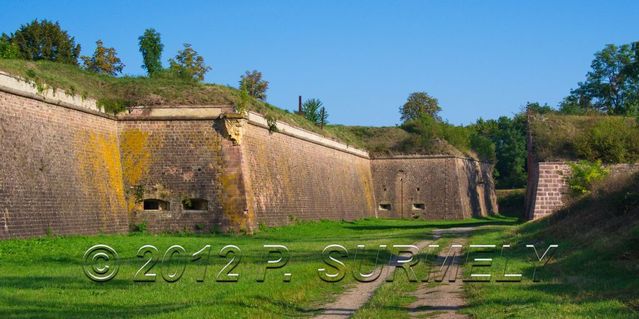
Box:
0, 81, 498, 238
0, 90, 127, 238
371, 156, 497, 220
526, 161, 639, 219
242, 123, 377, 225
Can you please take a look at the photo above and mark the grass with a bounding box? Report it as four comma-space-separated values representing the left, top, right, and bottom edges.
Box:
495, 189, 525, 220
353, 174, 639, 318
0, 217, 514, 319
530, 112, 639, 162
0, 59, 476, 157
325, 125, 468, 158
0, 59, 358, 146
351, 238, 453, 319
461, 173, 639, 318
350, 216, 519, 319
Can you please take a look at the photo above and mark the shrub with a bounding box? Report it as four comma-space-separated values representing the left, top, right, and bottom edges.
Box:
568, 160, 609, 195
574, 117, 639, 163
264, 112, 279, 133
301, 98, 322, 124
235, 89, 250, 115
399, 92, 441, 122
470, 133, 496, 163
239, 70, 269, 100
81, 40, 125, 76
0, 34, 19, 59
440, 123, 470, 152
168, 43, 211, 81
138, 28, 163, 76
9, 19, 81, 64
133, 221, 148, 233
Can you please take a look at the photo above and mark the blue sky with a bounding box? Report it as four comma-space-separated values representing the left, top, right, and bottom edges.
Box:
1, 1, 638, 126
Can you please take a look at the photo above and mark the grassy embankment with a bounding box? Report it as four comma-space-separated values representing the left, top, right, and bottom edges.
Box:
530, 112, 639, 163
0, 217, 514, 318
461, 172, 639, 318
0, 59, 475, 158
0, 59, 365, 148
354, 173, 639, 319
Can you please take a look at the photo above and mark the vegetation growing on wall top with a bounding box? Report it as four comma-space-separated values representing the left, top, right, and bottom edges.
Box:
530, 113, 639, 163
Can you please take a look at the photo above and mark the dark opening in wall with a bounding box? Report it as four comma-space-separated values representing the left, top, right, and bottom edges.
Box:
412, 203, 425, 210
143, 199, 170, 211
183, 198, 209, 211
378, 203, 392, 211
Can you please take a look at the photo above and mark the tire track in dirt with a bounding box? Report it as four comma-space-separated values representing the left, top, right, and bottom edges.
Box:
313, 239, 434, 319
408, 227, 473, 319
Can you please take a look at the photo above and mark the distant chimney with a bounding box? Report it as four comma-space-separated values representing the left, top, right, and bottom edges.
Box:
297, 95, 303, 115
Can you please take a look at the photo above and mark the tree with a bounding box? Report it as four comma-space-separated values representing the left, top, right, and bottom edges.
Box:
301, 98, 323, 124
400, 92, 442, 122
168, 43, 210, 81
471, 113, 527, 189
567, 43, 639, 115
0, 34, 19, 59
81, 40, 124, 76
8, 19, 81, 64
239, 70, 269, 100
318, 107, 329, 128
525, 102, 554, 114
138, 28, 163, 76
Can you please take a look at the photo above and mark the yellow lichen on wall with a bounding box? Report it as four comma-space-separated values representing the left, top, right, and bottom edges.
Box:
218, 171, 248, 232
119, 128, 164, 213
74, 130, 127, 229
357, 161, 376, 212
120, 129, 151, 187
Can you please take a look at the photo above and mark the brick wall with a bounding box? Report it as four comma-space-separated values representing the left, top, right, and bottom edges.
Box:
118, 119, 255, 234
526, 161, 639, 219
0, 76, 499, 238
242, 123, 377, 225
527, 162, 571, 219
0, 91, 128, 238
371, 156, 497, 220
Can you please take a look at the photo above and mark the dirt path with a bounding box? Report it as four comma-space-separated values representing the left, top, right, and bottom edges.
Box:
314, 227, 475, 319
313, 239, 434, 319
407, 227, 473, 319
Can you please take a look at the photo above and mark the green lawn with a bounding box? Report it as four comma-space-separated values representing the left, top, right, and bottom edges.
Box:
462, 223, 639, 319
0, 217, 512, 319
354, 216, 639, 319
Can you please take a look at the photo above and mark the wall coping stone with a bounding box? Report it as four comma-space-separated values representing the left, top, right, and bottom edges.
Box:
0, 71, 115, 119
374, 154, 489, 163
246, 111, 370, 159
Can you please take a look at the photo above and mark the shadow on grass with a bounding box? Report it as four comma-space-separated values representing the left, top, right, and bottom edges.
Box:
343, 216, 520, 231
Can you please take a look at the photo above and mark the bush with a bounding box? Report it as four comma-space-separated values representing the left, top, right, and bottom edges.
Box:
441, 123, 471, 153
0, 35, 19, 59
470, 133, 496, 163
9, 19, 81, 64
168, 43, 210, 81
81, 40, 124, 76
568, 160, 609, 195
301, 98, 323, 125
138, 28, 163, 76
239, 70, 268, 100
133, 221, 148, 233
574, 117, 639, 163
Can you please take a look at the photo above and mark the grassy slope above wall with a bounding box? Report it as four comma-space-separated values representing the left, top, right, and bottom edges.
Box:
464, 173, 639, 318
530, 113, 639, 162
327, 125, 468, 158
0, 59, 355, 146
0, 59, 472, 158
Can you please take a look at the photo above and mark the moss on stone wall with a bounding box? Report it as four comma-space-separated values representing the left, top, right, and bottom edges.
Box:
74, 130, 126, 229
